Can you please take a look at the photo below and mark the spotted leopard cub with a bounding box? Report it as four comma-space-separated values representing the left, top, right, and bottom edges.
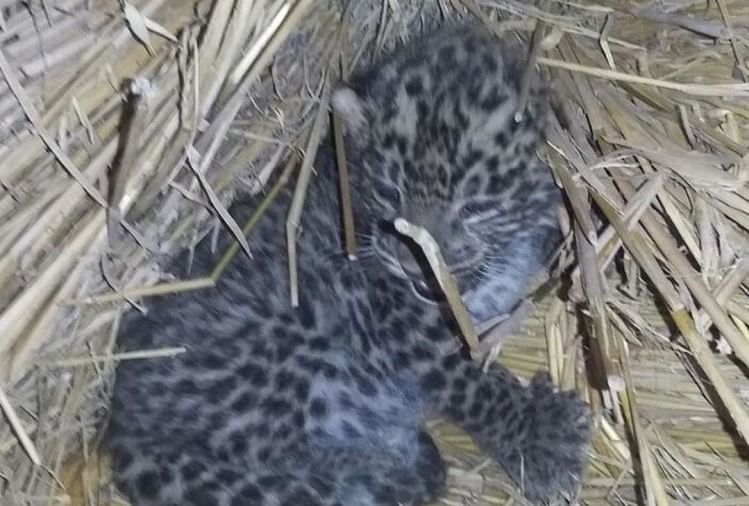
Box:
107, 25, 590, 506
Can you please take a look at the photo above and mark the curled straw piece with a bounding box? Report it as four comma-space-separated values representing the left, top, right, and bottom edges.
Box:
393, 218, 482, 361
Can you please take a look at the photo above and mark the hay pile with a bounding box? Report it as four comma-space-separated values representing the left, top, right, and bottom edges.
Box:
1, 0, 748, 504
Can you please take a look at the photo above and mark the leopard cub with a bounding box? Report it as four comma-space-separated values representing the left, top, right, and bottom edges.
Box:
107, 25, 590, 506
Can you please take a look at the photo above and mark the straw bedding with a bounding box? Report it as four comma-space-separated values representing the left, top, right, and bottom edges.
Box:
1, 0, 748, 504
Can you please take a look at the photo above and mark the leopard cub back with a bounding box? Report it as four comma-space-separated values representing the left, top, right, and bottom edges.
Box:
107, 24, 590, 506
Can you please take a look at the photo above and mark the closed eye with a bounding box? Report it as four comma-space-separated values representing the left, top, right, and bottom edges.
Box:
372, 181, 402, 208
460, 199, 501, 223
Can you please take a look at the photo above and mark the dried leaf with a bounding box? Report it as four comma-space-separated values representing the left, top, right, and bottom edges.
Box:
144, 17, 179, 43
123, 2, 156, 55
185, 145, 253, 260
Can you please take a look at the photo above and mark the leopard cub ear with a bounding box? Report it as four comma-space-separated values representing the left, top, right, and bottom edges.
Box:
331, 85, 367, 135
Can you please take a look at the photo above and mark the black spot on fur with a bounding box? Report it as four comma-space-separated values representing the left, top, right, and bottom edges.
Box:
114, 448, 133, 470
230, 392, 257, 412
274, 369, 296, 391
237, 363, 269, 388
261, 397, 292, 416
296, 300, 316, 328
159, 466, 174, 484
181, 461, 206, 481
175, 379, 199, 395
494, 130, 508, 147
462, 149, 484, 168
350, 367, 377, 397
257, 447, 272, 462
230, 432, 249, 456
462, 174, 482, 196
421, 369, 447, 391
411, 343, 435, 362
482, 53, 498, 72
342, 421, 360, 438
294, 379, 310, 401
322, 363, 339, 379
288, 487, 318, 503
485, 155, 500, 172
295, 356, 328, 374
405, 76, 424, 96
417, 100, 429, 121
441, 354, 460, 372
477, 383, 493, 402
453, 377, 467, 391
309, 336, 329, 352
277, 423, 293, 440
450, 393, 467, 408
206, 377, 237, 401
136, 471, 159, 499
468, 400, 484, 418
198, 352, 225, 370
258, 475, 285, 490
382, 132, 395, 149
310, 398, 328, 418
309, 475, 335, 498
217, 468, 242, 484
439, 45, 456, 65
292, 410, 306, 428
396, 136, 407, 156
189, 487, 219, 504
394, 351, 411, 369
235, 484, 263, 503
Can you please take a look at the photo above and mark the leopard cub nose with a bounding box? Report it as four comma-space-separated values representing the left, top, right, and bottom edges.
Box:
396, 241, 424, 280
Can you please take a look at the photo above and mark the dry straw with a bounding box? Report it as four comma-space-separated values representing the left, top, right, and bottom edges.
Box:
1, 0, 749, 505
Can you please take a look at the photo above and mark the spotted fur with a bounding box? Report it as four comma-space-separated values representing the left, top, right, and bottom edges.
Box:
107, 25, 590, 506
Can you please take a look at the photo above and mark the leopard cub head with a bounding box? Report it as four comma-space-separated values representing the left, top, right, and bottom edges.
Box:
333, 27, 560, 322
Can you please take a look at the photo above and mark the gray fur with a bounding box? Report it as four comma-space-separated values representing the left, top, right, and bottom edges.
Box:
107, 25, 589, 506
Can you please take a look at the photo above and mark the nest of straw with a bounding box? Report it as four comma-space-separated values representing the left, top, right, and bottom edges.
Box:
1, 0, 749, 504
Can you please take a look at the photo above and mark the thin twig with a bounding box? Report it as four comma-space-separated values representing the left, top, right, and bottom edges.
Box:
66, 152, 299, 307
537, 56, 749, 97
332, 111, 357, 260
514, 0, 547, 122
0, 386, 41, 466
0, 47, 108, 207
287, 87, 330, 307
38, 347, 187, 368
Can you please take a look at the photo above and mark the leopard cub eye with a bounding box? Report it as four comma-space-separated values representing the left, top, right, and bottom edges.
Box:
460, 199, 500, 222
373, 180, 402, 208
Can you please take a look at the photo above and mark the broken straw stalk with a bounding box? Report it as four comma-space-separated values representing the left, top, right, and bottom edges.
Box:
393, 217, 484, 361
393, 218, 537, 363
